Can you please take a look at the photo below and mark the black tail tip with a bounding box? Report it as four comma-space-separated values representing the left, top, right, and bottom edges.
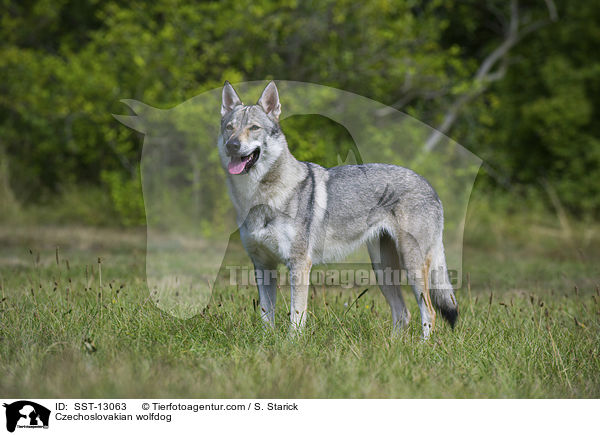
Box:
441, 306, 459, 329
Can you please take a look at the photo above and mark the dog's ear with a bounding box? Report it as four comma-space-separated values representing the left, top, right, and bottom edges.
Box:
257, 81, 281, 121
221, 81, 243, 117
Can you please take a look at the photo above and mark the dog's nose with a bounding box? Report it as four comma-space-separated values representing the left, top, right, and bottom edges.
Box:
226, 138, 241, 155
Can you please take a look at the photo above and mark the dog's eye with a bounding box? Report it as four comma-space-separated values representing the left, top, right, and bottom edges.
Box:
225, 124, 234, 131
249, 125, 260, 131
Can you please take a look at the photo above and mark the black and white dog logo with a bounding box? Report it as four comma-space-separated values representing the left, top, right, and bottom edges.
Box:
3, 401, 50, 432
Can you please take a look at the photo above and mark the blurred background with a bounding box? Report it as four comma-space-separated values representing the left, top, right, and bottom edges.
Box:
1, 0, 598, 235
1, 0, 599, 399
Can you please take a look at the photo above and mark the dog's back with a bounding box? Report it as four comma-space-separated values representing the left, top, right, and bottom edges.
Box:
325, 163, 442, 244
306, 163, 443, 264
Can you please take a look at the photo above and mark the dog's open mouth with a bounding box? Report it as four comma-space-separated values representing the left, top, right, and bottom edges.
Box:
228, 148, 260, 175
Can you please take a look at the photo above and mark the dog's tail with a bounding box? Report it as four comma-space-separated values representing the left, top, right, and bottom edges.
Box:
429, 244, 459, 329
431, 287, 459, 329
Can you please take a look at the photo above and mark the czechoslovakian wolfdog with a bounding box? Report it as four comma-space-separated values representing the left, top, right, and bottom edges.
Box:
218, 81, 458, 339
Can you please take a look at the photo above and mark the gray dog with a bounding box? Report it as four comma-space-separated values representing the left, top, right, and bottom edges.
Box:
218, 81, 458, 339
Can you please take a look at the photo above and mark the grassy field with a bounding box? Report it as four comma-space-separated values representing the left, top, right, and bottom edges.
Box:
1, 214, 599, 398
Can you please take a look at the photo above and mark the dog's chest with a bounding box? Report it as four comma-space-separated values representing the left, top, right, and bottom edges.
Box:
240, 205, 297, 264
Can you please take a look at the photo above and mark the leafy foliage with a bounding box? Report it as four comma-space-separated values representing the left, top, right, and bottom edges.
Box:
1, 0, 598, 224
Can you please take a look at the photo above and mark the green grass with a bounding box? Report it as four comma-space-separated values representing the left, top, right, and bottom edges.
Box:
0, 223, 599, 398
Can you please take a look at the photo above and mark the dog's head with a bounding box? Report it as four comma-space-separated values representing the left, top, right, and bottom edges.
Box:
218, 81, 285, 178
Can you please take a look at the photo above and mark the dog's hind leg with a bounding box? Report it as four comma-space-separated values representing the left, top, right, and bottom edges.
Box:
367, 233, 411, 335
396, 231, 436, 339
253, 262, 278, 328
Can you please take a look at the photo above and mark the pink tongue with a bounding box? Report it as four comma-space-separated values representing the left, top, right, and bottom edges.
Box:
228, 155, 250, 175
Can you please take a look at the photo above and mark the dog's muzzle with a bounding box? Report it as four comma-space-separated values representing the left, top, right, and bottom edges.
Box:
226, 138, 241, 155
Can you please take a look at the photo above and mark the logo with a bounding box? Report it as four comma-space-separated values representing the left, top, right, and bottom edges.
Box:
3, 401, 50, 433
114, 81, 481, 319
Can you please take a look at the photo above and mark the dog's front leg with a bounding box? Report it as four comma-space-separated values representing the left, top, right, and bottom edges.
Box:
254, 262, 277, 329
289, 259, 312, 333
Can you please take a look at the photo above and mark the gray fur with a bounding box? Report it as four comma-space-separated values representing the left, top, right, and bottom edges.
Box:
218, 81, 458, 338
